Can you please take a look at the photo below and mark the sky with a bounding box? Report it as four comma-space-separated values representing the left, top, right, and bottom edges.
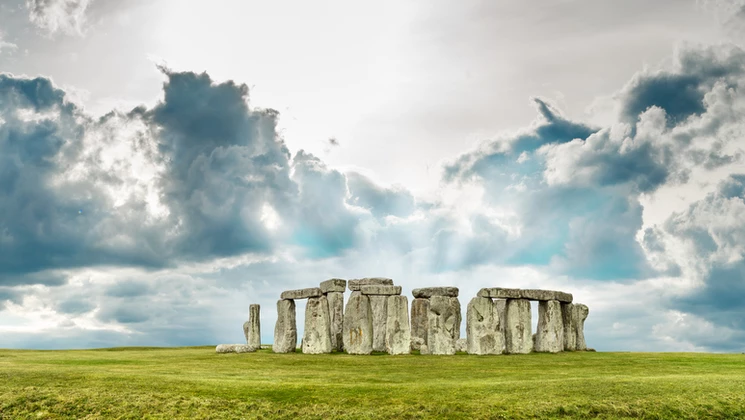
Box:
0, 0, 744, 352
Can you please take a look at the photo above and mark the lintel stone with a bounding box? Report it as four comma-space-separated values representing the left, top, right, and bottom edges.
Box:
412, 287, 459, 298
320, 278, 347, 293
360, 285, 402, 296
477, 287, 572, 303
280, 287, 322, 300
348, 277, 394, 291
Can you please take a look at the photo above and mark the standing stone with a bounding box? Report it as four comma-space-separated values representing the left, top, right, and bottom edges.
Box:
326, 291, 344, 352
342, 291, 373, 354
273, 299, 297, 353
302, 296, 332, 354
242, 320, 250, 344
248, 304, 261, 349
410, 298, 429, 351
495, 299, 507, 349
561, 303, 577, 351
504, 298, 532, 354
452, 297, 462, 341
575, 303, 589, 351
369, 295, 388, 352
535, 300, 563, 353
427, 296, 458, 355
466, 296, 503, 355
385, 295, 411, 355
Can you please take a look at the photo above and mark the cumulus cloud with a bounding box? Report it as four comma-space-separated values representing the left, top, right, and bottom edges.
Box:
26, 0, 94, 36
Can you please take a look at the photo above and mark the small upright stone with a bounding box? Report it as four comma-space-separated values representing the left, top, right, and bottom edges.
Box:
326, 291, 344, 352
342, 291, 373, 354
348, 277, 394, 291
466, 296, 503, 355
456, 338, 467, 353
369, 295, 388, 352
561, 303, 577, 351
504, 298, 532, 354
320, 278, 347, 293
248, 304, 261, 349
303, 296, 332, 354
575, 303, 589, 351
535, 300, 563, 353
385, 295, 411, 355
410, 298, 430, 351
427, 296, 459, 355
412, 287, 459, 298
242, 320, 250, 344
273, 299, 297, 353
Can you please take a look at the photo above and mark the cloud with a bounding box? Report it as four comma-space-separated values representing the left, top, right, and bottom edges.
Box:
0, 31, 18, 55
26, 0, 94, 36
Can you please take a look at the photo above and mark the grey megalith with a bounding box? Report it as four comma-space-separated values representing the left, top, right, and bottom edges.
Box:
427, 296, 459, 355
273, 299, 297, 353
303, 296, 332, 354
385, 295, 411, 355
505, 298, 532, 354
342, 291, 373, 354
248, 304, 261, 349
410, 298, 429, 351
326, 291, 344, 352
369, 295, 389, 352
535, 300, 563, 353
466, 296, 503, 355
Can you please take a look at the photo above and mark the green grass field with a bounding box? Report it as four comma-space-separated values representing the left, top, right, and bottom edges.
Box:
1, 347, 744, 419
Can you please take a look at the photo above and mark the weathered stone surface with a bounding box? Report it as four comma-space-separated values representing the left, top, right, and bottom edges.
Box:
360, 285, 402, 296
456, 338, 467, 353
369, 295, 388, 352
326, 291, 344, 352
342, 291, 373, 354
273, 299, 297, 353
520, 289, 573, 303
535, 300, 563, 353
302, 296, 332, 354
477, 288, 572, 303
348, 277, 394, 291
248, 304, 261, 349
561, 302, 577, 351
385, 295, 411, 355
575, 303, 589, 351
477, 287, 521, 299
243, 321, 250, 344
504, 298, 532, 354
427, 296, 459, 355
466, 296, 503, 355
216, 344, 256, 353
495, 299, 507, 344
280, 287, 322, 300
452, 297, 462, 341
412, 287, 459, 298
320, 278, 347, 293
410, 298, 429, 350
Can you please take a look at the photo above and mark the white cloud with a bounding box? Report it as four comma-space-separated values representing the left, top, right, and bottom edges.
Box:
26, 0, 94, 36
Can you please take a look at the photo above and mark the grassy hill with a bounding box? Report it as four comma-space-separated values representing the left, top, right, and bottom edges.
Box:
1, 347, 744, 419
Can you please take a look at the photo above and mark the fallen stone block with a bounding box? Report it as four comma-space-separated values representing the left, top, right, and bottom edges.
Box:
360, 285, 402, 295
320, 278, 347, 293
280, 287, 323, 300
216, 344, 256, 353
412, 287, 459, 298
348, 277, 394, 291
